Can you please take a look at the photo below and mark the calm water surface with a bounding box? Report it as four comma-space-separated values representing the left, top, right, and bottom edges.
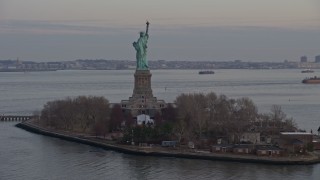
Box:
1, 69, 320, 179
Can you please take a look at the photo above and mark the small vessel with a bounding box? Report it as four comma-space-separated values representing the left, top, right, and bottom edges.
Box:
302, 76, 320, 84
301, 69, 314, 73
199, 70, 215, 75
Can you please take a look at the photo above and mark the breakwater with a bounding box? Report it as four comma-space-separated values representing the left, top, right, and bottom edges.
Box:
16, 121, 320, 165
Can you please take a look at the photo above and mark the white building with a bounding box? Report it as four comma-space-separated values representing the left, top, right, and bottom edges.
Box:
240, 132, 261, 144
137, 114, 154, 125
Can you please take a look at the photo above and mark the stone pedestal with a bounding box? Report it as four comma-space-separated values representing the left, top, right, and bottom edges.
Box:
121, 70, 166, 117
133, 70, 153, 99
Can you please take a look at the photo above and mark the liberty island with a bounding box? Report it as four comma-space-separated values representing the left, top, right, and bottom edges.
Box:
8, 23, 320, 180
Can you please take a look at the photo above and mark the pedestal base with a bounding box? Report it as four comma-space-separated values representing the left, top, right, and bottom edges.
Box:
121, 70, 166, 117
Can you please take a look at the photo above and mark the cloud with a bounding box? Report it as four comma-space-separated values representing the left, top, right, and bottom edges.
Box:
0, 19, 136, 35
1, 19, 319, 62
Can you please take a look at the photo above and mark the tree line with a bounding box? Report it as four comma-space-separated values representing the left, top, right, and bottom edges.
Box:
172, 92, 297, 144
37, 92, 297, 144
39, 96, 131, 137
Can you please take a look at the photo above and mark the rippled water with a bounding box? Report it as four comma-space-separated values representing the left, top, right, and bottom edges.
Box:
1, 69, 320, 179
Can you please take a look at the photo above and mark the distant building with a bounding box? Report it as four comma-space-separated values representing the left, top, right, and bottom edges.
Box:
300, 56, 307, 63
315, 55, 320, 63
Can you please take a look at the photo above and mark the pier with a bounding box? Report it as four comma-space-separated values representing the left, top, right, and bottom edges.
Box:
0, 115, 33, 122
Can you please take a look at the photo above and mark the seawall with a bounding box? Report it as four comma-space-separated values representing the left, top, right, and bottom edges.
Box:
15, 122, 320, 165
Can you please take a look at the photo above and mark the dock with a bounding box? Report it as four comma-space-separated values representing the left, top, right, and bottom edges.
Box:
0, 115, 33, 122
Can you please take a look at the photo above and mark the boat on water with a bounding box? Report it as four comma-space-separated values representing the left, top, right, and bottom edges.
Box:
301, 69, 314, 73
199, 70, 215, 75
302, 76, 320, 84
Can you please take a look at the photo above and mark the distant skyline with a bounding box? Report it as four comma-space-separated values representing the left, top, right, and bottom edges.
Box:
1, 0, 320, 62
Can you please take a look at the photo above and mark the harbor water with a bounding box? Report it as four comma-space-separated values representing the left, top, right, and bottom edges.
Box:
1, 69, 320, 179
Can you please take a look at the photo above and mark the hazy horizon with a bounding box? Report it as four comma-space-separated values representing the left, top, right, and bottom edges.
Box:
1, 0, 320, 62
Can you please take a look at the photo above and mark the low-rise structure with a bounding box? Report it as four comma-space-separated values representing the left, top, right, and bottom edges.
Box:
211, 144, 233, 153
161, 141, 177, 147
233, 144, 255, 154
279, 132, 313, 153
136, 114, 154, 125
312, 135, 320, 150
256, 145, 283, 157
240, 132, 260, 144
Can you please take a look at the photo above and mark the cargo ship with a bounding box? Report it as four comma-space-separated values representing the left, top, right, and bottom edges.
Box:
302, 76, 320, 84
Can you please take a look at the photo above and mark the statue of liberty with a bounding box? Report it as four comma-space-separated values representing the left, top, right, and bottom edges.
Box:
133, 21, 149, 70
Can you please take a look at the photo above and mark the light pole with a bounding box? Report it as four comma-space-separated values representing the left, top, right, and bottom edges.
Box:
131, 128, 134, 145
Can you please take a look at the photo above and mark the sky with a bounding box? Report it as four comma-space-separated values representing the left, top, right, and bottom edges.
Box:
0, 0, 320, 62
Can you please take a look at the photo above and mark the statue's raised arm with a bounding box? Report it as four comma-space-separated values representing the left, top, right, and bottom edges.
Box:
133, 22, 150, 70
146, 21, 150, 36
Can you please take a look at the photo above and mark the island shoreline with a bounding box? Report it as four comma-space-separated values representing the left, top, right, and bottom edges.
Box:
15, 121, 320, 165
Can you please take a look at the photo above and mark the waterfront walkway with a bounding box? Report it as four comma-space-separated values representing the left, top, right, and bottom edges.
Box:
16, 120, 320, 165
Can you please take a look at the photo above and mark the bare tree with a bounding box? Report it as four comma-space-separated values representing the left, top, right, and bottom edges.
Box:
161, 103, 177, 123
205, 92, 218, 136
110, 104, 125, 131
190, 93, 207, 139
175, 93, 208, 140
270, 105, 286, 122
269, 105, 297, 132
213, 95, 234, 136
124, 112, 134, 128
40, 96, 110, 134
175, 93, 193, 142
230, 97, 258, 143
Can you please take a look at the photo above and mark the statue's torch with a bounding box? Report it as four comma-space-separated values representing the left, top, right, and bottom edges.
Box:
146, 21, 150, 35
